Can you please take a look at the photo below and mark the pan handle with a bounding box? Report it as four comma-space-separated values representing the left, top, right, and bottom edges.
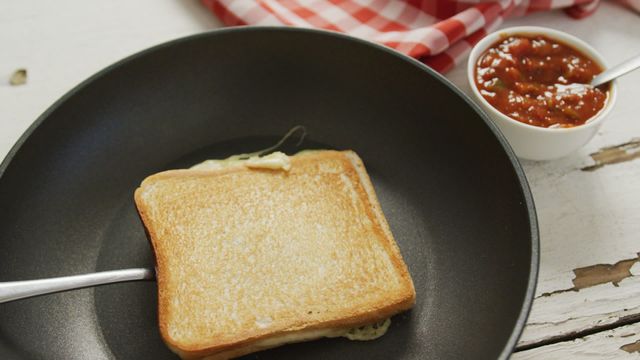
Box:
0, 268, 154, 304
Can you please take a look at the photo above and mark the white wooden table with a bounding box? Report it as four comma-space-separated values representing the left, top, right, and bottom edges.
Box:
1, 1, 639, 358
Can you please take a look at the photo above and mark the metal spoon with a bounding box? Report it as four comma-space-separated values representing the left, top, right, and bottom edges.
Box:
0, 268, 154, 303
591, 53, 640, 87
4, 54, 639, 305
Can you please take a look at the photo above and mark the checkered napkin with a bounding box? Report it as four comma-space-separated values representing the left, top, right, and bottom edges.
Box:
202, 0, 639, 73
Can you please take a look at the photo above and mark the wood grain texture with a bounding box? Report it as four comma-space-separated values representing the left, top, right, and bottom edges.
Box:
513, 322, 640, 359
572, 256, 638, 290
581, 139, 640, 171
520, 263, 640, 347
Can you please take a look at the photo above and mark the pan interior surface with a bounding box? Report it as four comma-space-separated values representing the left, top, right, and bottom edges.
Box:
0, 28, 536, 360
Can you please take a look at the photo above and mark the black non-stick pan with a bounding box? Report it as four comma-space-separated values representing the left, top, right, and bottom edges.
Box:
0, 27, 538, 360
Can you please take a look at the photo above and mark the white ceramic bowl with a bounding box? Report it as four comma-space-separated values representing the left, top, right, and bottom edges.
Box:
467, 26, 617, 161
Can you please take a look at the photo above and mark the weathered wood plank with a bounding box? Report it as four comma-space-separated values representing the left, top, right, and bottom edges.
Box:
513, 322, 640, 359
519, 263, 640, 347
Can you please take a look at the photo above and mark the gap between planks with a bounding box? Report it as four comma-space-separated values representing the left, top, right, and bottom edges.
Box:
517, 255, 640, 350
515, 312, 640, 352
513, 320, 640, 359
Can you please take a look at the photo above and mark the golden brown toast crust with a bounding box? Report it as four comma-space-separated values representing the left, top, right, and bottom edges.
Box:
134, 150, 416, 359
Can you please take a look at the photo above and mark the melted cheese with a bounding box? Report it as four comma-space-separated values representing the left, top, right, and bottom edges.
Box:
250, 318, 391, 349
343, 319, 391, 341
190, 151, 291, 171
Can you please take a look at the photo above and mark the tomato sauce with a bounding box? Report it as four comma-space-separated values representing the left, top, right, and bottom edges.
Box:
475, 35, 609, 128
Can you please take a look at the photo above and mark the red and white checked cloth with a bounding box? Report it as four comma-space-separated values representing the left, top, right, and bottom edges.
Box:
202, 0, 639, 73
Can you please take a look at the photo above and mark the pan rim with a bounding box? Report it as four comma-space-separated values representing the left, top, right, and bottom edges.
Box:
0, 26, 539, 359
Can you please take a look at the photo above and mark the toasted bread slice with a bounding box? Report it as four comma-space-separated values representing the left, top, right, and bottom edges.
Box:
134, 150, 416, 360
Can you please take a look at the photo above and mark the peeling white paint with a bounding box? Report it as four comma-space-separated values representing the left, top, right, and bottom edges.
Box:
514, 322, 640, 359
519, 276, 640, 347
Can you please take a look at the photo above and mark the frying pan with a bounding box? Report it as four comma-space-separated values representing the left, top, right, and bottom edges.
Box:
0, 27, 538, 359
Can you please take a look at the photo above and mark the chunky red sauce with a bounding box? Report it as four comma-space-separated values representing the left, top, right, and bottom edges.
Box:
475, 35, 609, 128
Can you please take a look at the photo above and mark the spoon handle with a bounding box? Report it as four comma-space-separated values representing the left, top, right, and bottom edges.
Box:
591, 53, 640, 87
0, 268, 154, 304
